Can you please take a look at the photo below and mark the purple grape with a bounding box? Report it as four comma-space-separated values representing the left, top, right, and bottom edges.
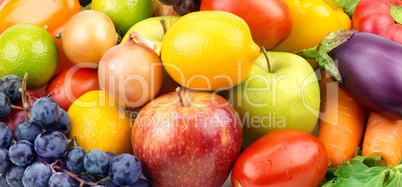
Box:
8, 140, 36, 166
83, 149, 110, 175
159, 0, 181, 6
0, 75, 22, 103
48, 172, 75, 187
173, 0, 202, 16
131, 178, 152, 187
0, 173, 11, 187
44, 108, 70, 135
6, 165, 25, 187
108, 154, 142, 186
22, 162, 52, 187
65, 146, 86, 174
99, 178, 118, 187
0, 148, 10, 174
31, 97, 60, 126
34, 131, 68, 158
0, 93, 11, 120
0, 122, 13, 149
15, 120, 43, 143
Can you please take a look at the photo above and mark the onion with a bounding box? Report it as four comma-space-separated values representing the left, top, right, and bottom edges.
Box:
62, 10, 118, 66
98, 32, 163, 108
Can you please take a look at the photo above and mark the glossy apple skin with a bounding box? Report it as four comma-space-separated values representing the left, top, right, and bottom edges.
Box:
132, 90, 242, 187
1, 89, 39, 137
229, 52, 320, 149
201, 0, 292, 50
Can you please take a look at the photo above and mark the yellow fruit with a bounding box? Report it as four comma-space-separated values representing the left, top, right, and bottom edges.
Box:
0, 24, 59, 90
161, 11, 260, 91
68, 90, 132, 154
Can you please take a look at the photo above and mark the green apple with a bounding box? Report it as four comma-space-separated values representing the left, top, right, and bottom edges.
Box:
121, 15, 180, 55
228, 51, 320, 149
91, 0, 153, 36
121, 16, 181, 96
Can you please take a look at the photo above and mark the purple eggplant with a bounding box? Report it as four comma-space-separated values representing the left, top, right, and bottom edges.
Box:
296, 30, 402, 120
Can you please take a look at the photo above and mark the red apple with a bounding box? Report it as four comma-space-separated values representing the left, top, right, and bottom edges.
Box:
132, 89, 242, 187
1, 89, 39, 137
201, 0, 293, 50
152, 0, 179, 16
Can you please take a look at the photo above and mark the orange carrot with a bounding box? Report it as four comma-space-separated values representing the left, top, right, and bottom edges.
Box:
317, 70, 366, 167
362, 112, 402, 167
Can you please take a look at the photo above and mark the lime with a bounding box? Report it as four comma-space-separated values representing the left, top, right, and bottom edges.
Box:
0, 24, 59, 90
91, 0, 153, 36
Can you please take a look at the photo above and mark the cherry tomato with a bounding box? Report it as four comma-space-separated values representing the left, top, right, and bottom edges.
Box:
45, 66, 99, 111
200, 0, 292, 50
231, 129, 328, 187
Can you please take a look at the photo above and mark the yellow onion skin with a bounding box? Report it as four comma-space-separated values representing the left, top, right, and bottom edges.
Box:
63, 10, 118, 65
98, 32, 163, 108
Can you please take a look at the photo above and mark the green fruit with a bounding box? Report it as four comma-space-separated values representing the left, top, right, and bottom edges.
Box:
229, 51, 320, 149
0, 24, 59, 90
121, 15, 180, 55
91, 0, 153, 36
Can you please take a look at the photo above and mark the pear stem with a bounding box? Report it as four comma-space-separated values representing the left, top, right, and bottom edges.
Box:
261, 47, 272, 73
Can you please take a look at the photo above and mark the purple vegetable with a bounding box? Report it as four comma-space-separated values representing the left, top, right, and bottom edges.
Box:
296, 30, 402, 120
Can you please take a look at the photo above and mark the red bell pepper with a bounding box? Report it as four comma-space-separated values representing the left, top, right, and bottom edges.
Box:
352, 0, 402, 44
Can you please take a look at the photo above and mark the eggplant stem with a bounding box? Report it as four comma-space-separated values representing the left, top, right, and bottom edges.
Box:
294, 46, 318, 59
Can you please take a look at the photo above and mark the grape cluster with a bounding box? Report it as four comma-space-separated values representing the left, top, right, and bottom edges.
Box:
159, 0, 202, 16
0, 74, 151, 186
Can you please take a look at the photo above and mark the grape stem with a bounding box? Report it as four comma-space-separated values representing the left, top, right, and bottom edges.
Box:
46, 160, 100, 186
21, 72, 30, 120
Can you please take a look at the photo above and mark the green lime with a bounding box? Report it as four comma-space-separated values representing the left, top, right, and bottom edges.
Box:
91, 0, 153, 36
0, 24, 59, 90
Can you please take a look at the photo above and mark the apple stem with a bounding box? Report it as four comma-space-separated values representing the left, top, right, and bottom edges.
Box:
160, 19, 167, 35
175, 87, 187, 107
261, 47, 272, 73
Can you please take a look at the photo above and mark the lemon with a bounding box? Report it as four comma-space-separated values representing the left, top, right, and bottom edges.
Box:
0, 24, 59, 90
161, 11, 260, 91
68, 90, 133, 154
91, 0, 153, 36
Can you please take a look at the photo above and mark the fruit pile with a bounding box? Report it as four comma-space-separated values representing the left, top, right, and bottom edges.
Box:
0, 0, 401, 186
0, 75, 148, 186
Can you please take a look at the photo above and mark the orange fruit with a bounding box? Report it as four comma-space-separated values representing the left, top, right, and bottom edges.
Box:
67, 90, 133, 154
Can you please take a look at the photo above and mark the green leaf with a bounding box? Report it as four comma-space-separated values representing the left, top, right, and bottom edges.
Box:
391, 4, 402, 25
333, 0, 361, 18
384, 168, 402, 187
81, 3, 91, 11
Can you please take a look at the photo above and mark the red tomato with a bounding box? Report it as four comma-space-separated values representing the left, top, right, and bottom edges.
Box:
200, 0, 292, 50
231, 129, 328, 187
45, 66, 99, 111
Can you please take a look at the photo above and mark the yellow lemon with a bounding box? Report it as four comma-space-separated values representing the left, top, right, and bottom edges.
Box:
68, 90, 132, 154
161, 11, 260, 91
